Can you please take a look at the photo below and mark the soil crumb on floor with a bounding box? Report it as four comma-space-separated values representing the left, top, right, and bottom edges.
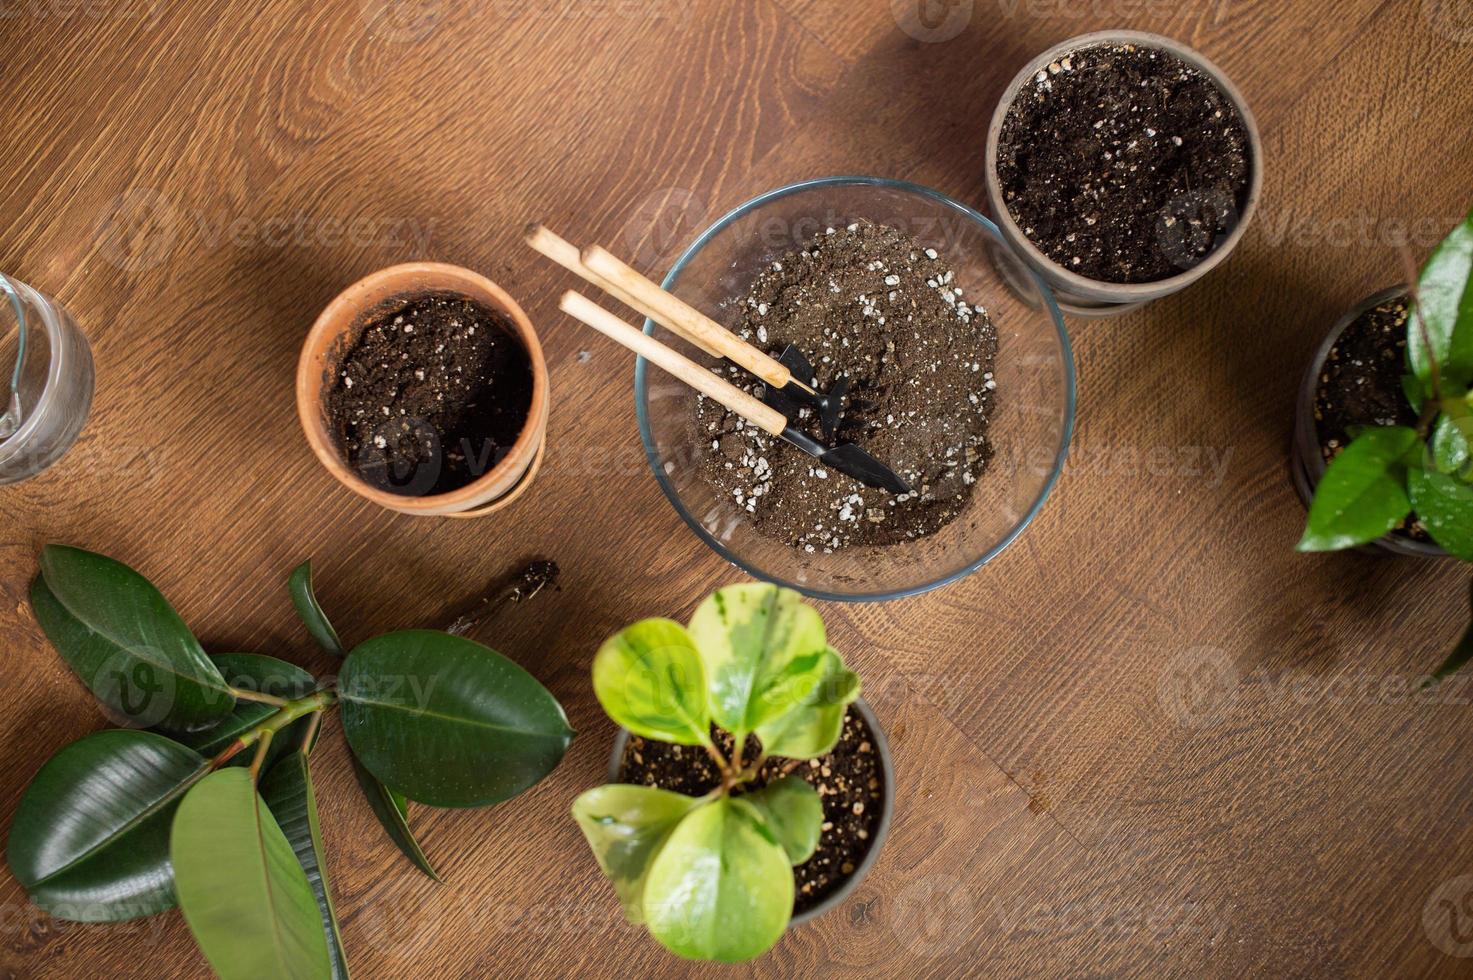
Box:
326, 293, 532, 497
996, 42, 1252, 283
619, 707, 885, 915
694, 221, 999, 553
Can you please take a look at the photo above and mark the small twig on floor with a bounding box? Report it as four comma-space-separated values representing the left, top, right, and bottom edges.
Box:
441, 560, 560, 637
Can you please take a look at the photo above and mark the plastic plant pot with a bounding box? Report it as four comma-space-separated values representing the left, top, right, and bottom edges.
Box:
984, 30, 1263, 316
607, 697, 894, 928
634, 176, 1076, 602
297, 262, 549, 518
1290, 285, 1447, 559
0, 274, 95, 486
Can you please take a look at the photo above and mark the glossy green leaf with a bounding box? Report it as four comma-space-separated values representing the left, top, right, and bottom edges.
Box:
1432, 414, 1472, 474
289, 561, 344, 658
338, 631, 573, 808
753, 649, 860, 760
592, 619, 710, 746
1410, 467, 1473, 560
32, 546, 234, 732
740, 777, 822, 866
347, 751, 440, 882
261, 752, 351, 980
6, 730, 207, 922
1431, 580, 1473, 682
1298, 428, 1419, 552
172, 768, 330, 980
571, 784, 705, 924
166, 654, 318, 769
687, 584, 828, 740
1409, 212, 1473, 387
1403, 374, 1428, 414
642, 797, 793, 963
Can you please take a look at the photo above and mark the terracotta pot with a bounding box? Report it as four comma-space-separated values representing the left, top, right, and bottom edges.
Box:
984, 30, 1263, 316
296, 262, 549, 518
607, 698, 895, 927
1290, 285, 1448, 559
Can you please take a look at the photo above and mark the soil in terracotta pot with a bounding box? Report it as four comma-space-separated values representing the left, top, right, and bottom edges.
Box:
619, 707, 885, 915
325, 292, 533, 497
692, 221, 999, 554
996, 42, 1252, 284
1311, 293, 1430, 541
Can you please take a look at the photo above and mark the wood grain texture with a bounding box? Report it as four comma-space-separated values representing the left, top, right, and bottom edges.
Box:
2, 0, 1471, 976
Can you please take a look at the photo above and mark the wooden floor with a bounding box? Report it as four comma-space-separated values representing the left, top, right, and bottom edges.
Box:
2, 1, 1472, 976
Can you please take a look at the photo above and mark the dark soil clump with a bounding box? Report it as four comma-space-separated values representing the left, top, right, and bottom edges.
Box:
326, 293, 532, 497
996, 42, 1252, 283
694, 221, 999, 553
619, 707, 885, 915
1313, 294, 1429, 541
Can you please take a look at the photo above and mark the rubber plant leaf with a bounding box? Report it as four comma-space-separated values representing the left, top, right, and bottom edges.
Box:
6, 730, 207, 921
641, 796, 794, 963
686, 584, 828, 741
337, 630, 573, 808
261, 751, 351, 980
162, 654, 318, 770
31, 545, 235, 732
592, 618, 710, 746
171, 768, 330, 980
289, 561, 344, 658
1297, 427, 1419, 552
571, 784, 706, 924
347, 750, 440, 882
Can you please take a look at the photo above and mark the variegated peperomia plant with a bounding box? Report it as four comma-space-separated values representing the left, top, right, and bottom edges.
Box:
572, 584, 860, 963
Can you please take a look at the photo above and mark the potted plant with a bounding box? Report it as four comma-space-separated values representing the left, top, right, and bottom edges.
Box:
572, 583, 893, 963
985, 31, 1262, 318
1295, 211, 1473, 677
7, 545, 573, 979
297, 262, 550, 517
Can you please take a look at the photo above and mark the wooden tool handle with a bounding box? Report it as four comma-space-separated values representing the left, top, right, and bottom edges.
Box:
581, 245, 797, 390
558, 291, 788, 437
524, 225, 721, 358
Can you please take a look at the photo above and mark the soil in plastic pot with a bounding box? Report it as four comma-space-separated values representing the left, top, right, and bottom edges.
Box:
619, 706, 885, 915
996, 41, 1252, 283
1312, 292, 1431, 542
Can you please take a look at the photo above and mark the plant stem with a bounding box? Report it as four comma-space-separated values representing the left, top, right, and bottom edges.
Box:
299, 710, 323, 754
230, 687, 290, 707
442, 560, 560, 638
249, 732, 274, 782
209, 689, 336, 770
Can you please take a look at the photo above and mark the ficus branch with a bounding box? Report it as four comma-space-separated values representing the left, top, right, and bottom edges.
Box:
209, 689, 337, 770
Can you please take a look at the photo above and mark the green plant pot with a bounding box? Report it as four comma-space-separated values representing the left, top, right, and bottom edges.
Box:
607, 697, 894, 928
1291, 285, 1449, 559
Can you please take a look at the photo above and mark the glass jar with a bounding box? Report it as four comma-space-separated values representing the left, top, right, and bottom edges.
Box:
0, 275, 95, 485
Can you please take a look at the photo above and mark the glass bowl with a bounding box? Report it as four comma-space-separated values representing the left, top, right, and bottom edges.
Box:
634, 177, 1075, 601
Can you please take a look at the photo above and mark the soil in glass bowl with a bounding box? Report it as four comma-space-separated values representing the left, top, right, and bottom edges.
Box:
325, 292, 532, 497
996, 42, 1252, 283
1312, 293, 1431, 542
693, 221, 999, 554
619, 707, 884, 916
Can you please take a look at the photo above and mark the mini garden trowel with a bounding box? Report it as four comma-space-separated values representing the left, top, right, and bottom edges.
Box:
558, 291, 912, 495
760, 344, 850, 441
